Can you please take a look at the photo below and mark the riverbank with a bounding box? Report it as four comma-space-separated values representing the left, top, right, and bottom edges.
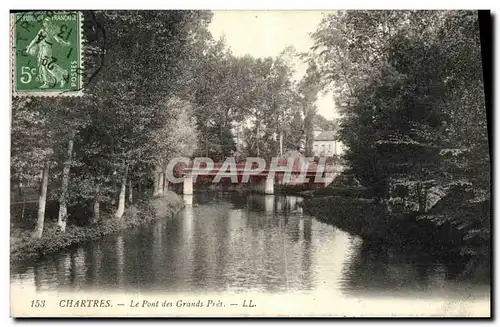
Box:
302, 194, 489, 261
304, 196, 434, 248
10, 191, 185, 262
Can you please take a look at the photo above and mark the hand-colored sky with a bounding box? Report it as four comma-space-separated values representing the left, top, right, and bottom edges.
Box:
208, 10, 339, 120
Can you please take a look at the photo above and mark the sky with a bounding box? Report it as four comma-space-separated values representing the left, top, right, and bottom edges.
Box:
208, 10, 339, 120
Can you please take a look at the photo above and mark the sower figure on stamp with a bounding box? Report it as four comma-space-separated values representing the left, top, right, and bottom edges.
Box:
26, 17, 70, 88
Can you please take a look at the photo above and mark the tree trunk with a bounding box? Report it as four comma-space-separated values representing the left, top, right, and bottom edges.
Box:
422, 186, 428, 213
279, 131, 283, 157
92, 195, 100, 224
256, 123, 260, 157
17, 180, 25, 221
153, 170, 159, 196
128, 179, 133, 204
205, 133, 209, 157
21, 199, 26, 221
417, 183, 427, 213
114, 163, 128, 220
157, 171, 164, 195
163, 169, 169, 193
58, 135, 74, 232
34, 162, 49, 238
304, 108, 314, 157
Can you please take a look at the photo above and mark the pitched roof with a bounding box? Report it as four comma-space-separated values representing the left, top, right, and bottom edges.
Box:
315, 131, 337, 141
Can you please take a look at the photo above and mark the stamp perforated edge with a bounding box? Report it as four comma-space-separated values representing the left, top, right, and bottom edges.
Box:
11, 11, 85, 97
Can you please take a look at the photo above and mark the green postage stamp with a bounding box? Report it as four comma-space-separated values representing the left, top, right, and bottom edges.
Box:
11, 11, 83, 96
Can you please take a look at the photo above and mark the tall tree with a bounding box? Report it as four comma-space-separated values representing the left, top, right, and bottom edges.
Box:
310, 10, 489, 210
298, 62, 321, 157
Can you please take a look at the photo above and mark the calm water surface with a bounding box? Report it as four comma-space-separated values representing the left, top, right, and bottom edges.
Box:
11, 193, 490, 303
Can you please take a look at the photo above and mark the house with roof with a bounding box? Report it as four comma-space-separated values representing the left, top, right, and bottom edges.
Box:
313, 130, 344, 157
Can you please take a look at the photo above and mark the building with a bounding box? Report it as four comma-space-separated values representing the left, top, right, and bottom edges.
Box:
313, 130, 344, 157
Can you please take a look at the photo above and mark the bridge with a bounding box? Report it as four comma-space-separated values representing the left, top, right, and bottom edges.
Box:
177, 158, 341, 195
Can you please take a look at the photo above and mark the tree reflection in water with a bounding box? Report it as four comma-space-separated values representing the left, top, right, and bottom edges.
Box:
10, 192, 489, 300
340, 240, 490, 299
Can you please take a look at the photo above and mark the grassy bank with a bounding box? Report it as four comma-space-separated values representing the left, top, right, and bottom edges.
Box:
10, 191, 184, 262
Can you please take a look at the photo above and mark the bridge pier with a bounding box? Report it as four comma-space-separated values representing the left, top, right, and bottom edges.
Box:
264, 195, 275, 213
183, 173, 193, 195
252, 177, 274, 195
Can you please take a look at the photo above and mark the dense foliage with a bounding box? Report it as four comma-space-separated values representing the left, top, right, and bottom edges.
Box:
309, 11, 490, 256
11, 10, 337, 239
11, 11, 214, 236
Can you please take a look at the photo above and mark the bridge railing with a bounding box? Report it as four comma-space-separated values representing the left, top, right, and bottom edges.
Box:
170, 157, 340, 185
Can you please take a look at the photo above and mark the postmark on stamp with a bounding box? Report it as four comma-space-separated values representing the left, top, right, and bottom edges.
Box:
12, 11, 83, 96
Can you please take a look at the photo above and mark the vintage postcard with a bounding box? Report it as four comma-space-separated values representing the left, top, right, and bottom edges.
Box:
9, 10, 491, 317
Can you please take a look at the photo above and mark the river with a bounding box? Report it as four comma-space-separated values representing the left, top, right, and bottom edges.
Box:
10, 192, 490, 316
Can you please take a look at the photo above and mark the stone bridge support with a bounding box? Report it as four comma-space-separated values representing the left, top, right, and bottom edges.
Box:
183, 173, 193, 195
251, 177, 274, 195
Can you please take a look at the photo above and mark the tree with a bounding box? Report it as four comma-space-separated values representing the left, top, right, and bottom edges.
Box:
11, 97, 59, 237
314, 114, 338, 131
298, 62, 321, 157
310, 10, 489, 217
79, 11, 212, 219
149, 96, 198, 195
284, 107, 304, 152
